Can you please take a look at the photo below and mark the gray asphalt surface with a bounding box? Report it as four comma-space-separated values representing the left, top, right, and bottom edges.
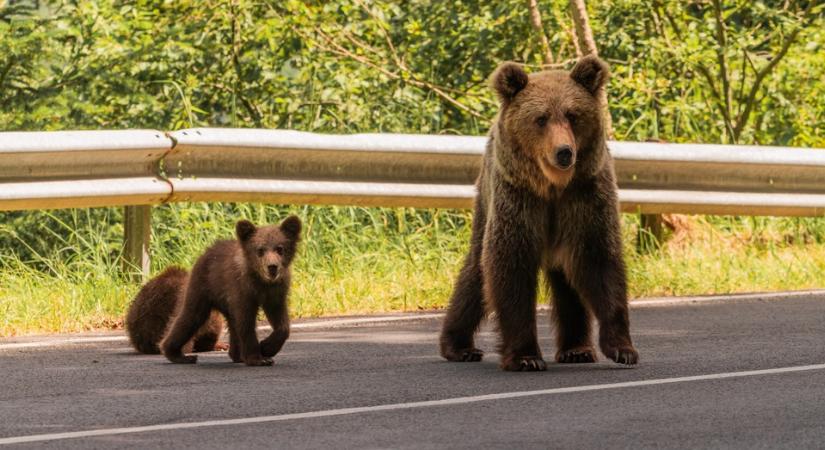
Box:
1, 293, 824, 449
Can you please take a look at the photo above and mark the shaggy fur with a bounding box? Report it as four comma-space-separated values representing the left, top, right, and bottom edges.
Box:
125, 267, 224, 355
161, 216, 301, 366
440, 55, 639, 371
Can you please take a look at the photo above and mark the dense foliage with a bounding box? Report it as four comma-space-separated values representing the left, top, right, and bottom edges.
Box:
2, 0, 822, 143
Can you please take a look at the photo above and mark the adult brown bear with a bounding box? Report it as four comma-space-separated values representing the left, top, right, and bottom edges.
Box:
440, 56, 639, 371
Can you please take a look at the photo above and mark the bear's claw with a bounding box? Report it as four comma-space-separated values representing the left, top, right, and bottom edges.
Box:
502, 355, 547, 372
442, 347, 484, 362
605, 346, 639, 366
556, 347, 597, 363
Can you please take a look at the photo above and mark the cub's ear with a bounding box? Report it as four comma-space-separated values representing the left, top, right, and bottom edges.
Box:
570, 55, 609, 95
491, 62, 528, 103
279, 215, 302, 241
235, 220, 257, 242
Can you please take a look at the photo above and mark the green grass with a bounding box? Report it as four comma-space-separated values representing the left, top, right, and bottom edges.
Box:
2, 205, 825, 337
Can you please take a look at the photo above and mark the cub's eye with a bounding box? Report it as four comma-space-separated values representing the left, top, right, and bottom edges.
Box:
257, 248, 265, 257
566, 111, 578, 125
274, 245, 285, 255
535, 115, 549, 127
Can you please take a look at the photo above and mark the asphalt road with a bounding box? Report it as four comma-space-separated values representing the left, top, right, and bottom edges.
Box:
1, 292, 824, 449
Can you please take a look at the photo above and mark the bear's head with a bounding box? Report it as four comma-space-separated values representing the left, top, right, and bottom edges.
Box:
235, 216, 302, 284
491, 55, 609, 194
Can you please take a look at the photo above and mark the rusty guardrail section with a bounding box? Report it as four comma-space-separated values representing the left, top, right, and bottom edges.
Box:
2, 127, 825, 278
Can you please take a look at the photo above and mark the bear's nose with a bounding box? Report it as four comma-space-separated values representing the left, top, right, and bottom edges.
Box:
267, 264, 279, 277
555, 145, 574, 169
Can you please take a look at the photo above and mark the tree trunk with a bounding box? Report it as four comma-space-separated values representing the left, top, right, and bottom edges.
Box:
569, 0, 613, 138
527, 0, 554, 65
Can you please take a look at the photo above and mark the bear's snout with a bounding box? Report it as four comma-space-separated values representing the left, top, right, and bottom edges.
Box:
554, 145, 574, 169
266, 264, 280, 278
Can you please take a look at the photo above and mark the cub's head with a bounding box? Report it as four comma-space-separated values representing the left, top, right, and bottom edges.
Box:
236, 216, 302, 284
491, 55, 609, 191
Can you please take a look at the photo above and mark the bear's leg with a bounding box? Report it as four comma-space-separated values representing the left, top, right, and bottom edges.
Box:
260, 299, 289, 358
440, 204, 487, 362
484, 222, 545, 372
227, 325, 243, 363
547, 269, 596, 363
228, 299, 272, 367
568, 252, 638, 366
161, 296, 212, 364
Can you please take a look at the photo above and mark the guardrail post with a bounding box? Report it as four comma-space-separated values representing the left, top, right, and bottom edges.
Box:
123, 205, 151, 282
637, 213, 664, 253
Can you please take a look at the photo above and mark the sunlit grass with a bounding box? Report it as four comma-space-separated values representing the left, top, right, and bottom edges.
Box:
2, 205, 825, 336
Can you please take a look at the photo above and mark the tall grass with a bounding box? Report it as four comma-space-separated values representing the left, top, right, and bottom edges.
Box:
2, 205, 825, 336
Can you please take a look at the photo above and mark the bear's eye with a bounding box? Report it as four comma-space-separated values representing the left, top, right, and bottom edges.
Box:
257, 248, 265, 257
566, 111, 578, 126
274, 245, 285, 255
535, 115, 549, 127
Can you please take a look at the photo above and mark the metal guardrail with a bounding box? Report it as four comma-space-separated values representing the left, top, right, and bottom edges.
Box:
2, 128, 825, 278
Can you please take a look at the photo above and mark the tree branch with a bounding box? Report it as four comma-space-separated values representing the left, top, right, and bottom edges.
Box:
711, 0, 733, 140
307, 27, 488, 120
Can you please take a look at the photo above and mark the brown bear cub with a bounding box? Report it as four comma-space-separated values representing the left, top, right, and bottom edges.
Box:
125, 267, 224, 355
440, 55, 639, 371
158, 216, 301, 366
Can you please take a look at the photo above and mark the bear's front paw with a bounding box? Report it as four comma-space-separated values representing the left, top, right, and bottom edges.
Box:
259, 339, 285, 358
556, 347, 597, 363
244, 356, 273, 367
167, 354, 197, 364
441, 346, 484, 362
500, 355, 547, 372
603, 345, 639, 366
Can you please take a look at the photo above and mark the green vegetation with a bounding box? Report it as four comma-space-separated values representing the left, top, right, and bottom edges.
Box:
1, 1, 824, 335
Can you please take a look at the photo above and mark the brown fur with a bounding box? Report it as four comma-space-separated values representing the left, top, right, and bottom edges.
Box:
160, 216, 301, 366
440, 55, 639, 371
125, 267, 224, 355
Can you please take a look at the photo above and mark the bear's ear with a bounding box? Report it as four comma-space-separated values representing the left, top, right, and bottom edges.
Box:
235, 220, 257, 242
279, 215, 302, 241
491, 62, 528, 103
570, 55, 609, 95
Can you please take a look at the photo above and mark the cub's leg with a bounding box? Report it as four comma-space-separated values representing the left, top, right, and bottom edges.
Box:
547, 269, 596, 363
228, 325, 242, 363
229, 299, 271, 367
161, 293, 212, 364
440, 202, 486, 362
260, 298, 290, 358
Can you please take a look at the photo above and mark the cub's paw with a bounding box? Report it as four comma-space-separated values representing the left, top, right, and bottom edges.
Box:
603, 346, 639, 366
167, 354, 197, 364
213, 342, 230, 352
259, 340, 283, 358
556, 347, 597, 364
501, 355, 547, 372
244, 357, 273, 367
441, 347, 484, 362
